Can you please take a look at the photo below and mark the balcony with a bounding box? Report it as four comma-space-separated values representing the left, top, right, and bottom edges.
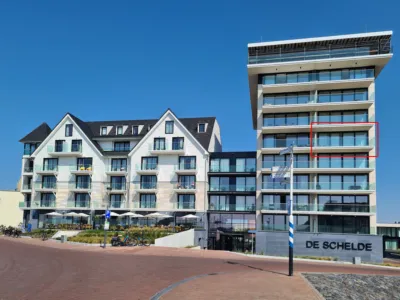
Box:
209, 185, 256, 193
133, 201, 157, 210
173, 182, 196, 193
261, 224, 310, 232
175, 164, 197, 174
208, 203, 256, 212
262, 139, 310, 154
23, 166, 34, 175
19, 201, 31, 209
47, 144, 82, 157
70, 164, 93, 175
149, 142, 185, 155
261, 182, 375, 194
134, 183, 158, 193
105, 182, 127, 194
36, 165, 59, 175
37, 200, 56, 208
312, 137, 375, 153
21, 183, 32, 193
69, 182, 92, 193
66, 200, 91, 209
259, 203, 375, 215
136, 164, 158, 175
109, 201, 127, 209
105, 166, 128, 176
173, 201, 196, 210
209, 165, 256, 174
34, 182, 57, 192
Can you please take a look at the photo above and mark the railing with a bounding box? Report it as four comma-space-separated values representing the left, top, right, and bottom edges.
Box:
22, 183, 32, 190
209, 185, 256, 192
34, 182, 57, 189
209, 204, 256, 211
176, 163, 197, 171
133, 201, 157, 209
102, 146, 131, 152
137, 182, 157, 190
262, 224, 310, 232
70, 182, 92, 190
173, 202, 196, 209
263, 139, 310, 148
39, 200, 56, 208
262, 160, 374, 169
259, 203, 375, 213
47, 144, 82, 153
175, 182, 196, 190
313, 137, 374, 147
150, 142, 184, 151
110, 201, 123, 208
209, 223, 256, 232
109, 165, 128, 172
70, 164, 93, 172
36, 165, 58, 172
261, 181, 375, 191
67, 200, 90, 208
209, 165, 256, 173
19, 201, 30, 208
249, 47, 391, 65
136, 163, 158, 171
24, 166, 33, 172
317, 225, 370, 234
23, 149, 35, 156
105, 182, 127, 191
263, 118, 311, 127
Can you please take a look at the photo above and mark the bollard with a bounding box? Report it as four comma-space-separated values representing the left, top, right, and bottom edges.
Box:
61, 235, 67, 243
353, 257, 361, 265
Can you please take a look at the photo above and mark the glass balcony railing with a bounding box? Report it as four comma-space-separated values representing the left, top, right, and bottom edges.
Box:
259, 203, 375, 213
150, 142, 184, 151
209, 223, 256, 232
136, 163, 158, 171
208, 204, 256, 211
176, 163, 197, 171
67, 200, 90, 208
70, 182, 92, 190
262, 160, 374, 169
70, 164, 93, 172
110, 201, 123, 209
24, 166, 34, 172
36, 165, 59, 172
109, 165, 128, 172
317, 225, 370, 235
263, 118, 311, 127
261, 224, 310, 232
22, 183, 32, 190
24, 149, 35, 156
262, 182, 375, 191
105, 182, 127, 191
175, 182, 196, 190
39, 200, 56, 208
19, 201, 30, 208
209, 165, 256, 173
48, 144, 82, 153
314, 137, 373, 147
133, 201, 157, 209
173, 202, 196, 209
34, 182, 57, 189
138, 182, 157, 190
209, 185, 256, 192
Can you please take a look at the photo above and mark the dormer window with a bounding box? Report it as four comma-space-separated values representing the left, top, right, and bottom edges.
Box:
101, 127, 107, 136
148, 125, 153, 131
132, 126, 139, 136
65, 124, 73, 137
117, 126, 123, 135
198, 123, 206, 133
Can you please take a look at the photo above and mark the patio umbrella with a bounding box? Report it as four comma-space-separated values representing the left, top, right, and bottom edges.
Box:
179, 214, 200, 219
119, 212, 143, 226
144, 212, 172, 218
45, 212, 63, 216
64, 212, 80, 225
101, 212, 121, 217
77, 213, 90, 217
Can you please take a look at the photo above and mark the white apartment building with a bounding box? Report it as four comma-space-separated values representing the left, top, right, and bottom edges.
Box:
247, 31, 392, 235
19, 109, 221, 229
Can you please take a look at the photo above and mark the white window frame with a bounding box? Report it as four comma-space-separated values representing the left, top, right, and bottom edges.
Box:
117, 126, 123, 135
198, 123, 206, 133
101, 127, 107, 136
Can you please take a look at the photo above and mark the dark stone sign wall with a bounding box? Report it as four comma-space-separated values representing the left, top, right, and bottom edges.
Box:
255, 231, 383, 263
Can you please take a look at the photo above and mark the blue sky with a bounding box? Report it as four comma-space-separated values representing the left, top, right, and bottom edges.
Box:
0, 0, 398, 222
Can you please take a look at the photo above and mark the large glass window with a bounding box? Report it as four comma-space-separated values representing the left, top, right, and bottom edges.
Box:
317, 174, 369, 190
210, 177, 230, 191
172, 137, 184, 150
140, 175, 157, 189
140, 194, 156, 208
178, 194, 195, 209
43, 158, 58, 171
318, 154, 369, 168
114, 141, 130, 152
262, 68, 374, 86
210, 158, 230, 172
262, 214, 310, 231
209, 213, 256, 232
110, 194, 122, 208
75, 193, 89, 207
236, 177, 255, 191
111, 158, 127, 171
318, 216, 370, 234
165, 121, 174, 134
65, 124, 73, 137
76, 175, 91, 189
263, 175, 309, 190
42, 176, 56, 189
263, 113, 310, 126
209, 195, 228, 211
316, 132, 368, 147
262, 154, 309, 169
154, 138, 165, 150
179, 156, 196, 170
41, 193, 55, 207
178, 175, 196, 189
263, 92, 311, 106
142, 157, 157, 170
110, 176, 125, 190
263, 134, 309, 148
317, 110, 368, 123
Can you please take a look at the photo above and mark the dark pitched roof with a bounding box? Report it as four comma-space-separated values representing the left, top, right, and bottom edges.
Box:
20, 111, 217, 154
19, 123, 52, 143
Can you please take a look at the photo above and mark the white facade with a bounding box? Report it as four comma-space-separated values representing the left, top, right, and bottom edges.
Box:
19, 110, 221, 229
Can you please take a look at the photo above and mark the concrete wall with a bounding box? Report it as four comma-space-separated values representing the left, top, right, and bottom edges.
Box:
155, 229, 206, 248
256, 231, 383, 263
0, 191, 23, 226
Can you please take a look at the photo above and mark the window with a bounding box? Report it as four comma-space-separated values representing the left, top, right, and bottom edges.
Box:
198, 123, 206, 133
77, 158, 93, 170
165, 121, 174, 134
110, 176, 126, 190
111, 158, 127, 171
236, 177, 255, 191
117, 126, 123, 135
65, 124, 73, 137
209, 213, 256, 231
55, 140, 65, 152
140, 194, 156, 208
24, 143, 40, 155
263, 113, 310, 127
235, 158, 256, 172
318, 216, 369, 234
71, 140, 82, 152
178, 175, 196, 189
210, 158, 230, 172
110, 194, 122, 208
154, 138, 166, 150
42, 176, 56, 189
179, 156, 196, 170
141, 175, 157, 189
114, 141, 130, 152
210, 177, 230, 191
317, 154, 369, 168
172, 137, 184, 150
43, 158, 58, 171
262, 214, 310, 232
41, 193, 55, 207
142, 157, 157, 170
317, 174, 369, 190
316, 132, 368, 147
101, 127, 107, 136
76, 175, 91, 189
178, 194, 195, 209
263, 174, 309, 190
317, 110, 368, 123
263, 134, 309, 148
132, 126, 139, 136
209, 195, 228, 211
75, 193, 89, 207
235, 195, 256, 211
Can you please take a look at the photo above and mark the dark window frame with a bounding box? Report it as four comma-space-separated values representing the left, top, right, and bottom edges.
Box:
65, 124, 73, 137
165, 121, 174, 134
198, 123, 206, 133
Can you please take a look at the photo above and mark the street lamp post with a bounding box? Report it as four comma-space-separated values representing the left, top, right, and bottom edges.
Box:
279, 145, 294, 276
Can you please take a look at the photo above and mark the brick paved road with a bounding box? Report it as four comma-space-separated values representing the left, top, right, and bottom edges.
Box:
0, 237, 399, 300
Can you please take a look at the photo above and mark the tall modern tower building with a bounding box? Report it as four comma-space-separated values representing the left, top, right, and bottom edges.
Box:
247, 32, 392, 235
